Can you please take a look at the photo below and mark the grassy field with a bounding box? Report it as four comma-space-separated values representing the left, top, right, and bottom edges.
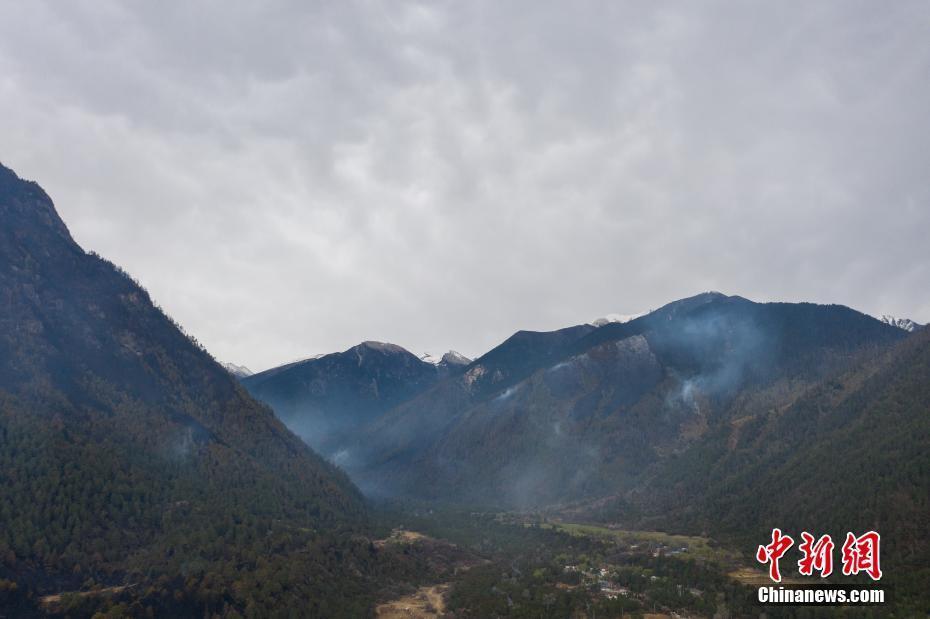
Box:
727, 567, 804, 586
540, 521, 742, 564
540, 521, 814, 590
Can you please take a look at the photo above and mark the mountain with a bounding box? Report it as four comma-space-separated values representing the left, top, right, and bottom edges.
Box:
878, 314, 923, 332
420, 350, 472, 375
0, 163, 371, 615
234, 290, 912, 517
454, 323, 597, 398
605, 322, 930, 597
221, 361, 253, 377
10, 155, 923, 614
242, 341, 441, 464
651, 321, 930, 534
589, 311, 647, 327
349, 293, 907, 506
437, 350, 471, 372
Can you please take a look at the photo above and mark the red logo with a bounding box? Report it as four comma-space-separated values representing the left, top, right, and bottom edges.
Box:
756, 528, 794, 583
758, 529, 882, 582
841, 531, 882, 581
798, 532, 834, 577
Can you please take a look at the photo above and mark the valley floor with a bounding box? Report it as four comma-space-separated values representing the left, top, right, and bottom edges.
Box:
369, 508, 910, 618
369, 509, 751, 618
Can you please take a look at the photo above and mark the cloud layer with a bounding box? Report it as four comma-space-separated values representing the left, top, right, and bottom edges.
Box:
1, 1, 928, 370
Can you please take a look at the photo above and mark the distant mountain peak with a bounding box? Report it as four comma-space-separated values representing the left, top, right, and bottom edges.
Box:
590, 292, 740, 327
420, 350, 472, 366
590, 311, 648, 327
441, 350, 471, 366
357, 340, 408, 354
878, 315, 923, 332
241, 340, 442, 458
692, 290, 738, 301
221, 362, 253, 378
0, 162, 75, 245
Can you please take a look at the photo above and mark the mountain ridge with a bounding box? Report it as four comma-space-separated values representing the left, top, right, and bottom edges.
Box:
240, 287, 913, 512
878, 314, 923, 332
343, 292, 907, 506
242, 339, 443, 464
0, 162, 371, 615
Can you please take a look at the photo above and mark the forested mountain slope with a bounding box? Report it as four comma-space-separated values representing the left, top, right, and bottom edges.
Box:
350, 293, 907, 507
242, 341, 441, 464
629, 322, 930, 567
0, 163, 371, 615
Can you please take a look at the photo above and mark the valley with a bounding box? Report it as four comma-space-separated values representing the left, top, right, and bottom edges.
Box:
365, 509, 770, 618
0, 160, 927, 616
234, 287, 930, 614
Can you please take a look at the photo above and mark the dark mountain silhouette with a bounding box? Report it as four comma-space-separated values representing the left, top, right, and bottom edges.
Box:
0, 163, 371, 614
338, 293, 907, 506
232, 280, 909, 524
245, 290, 908, 511
455, 323, 597, 399
242, 341, 440, 464
240, 324, 601, 491
7, 158, 925, 614
599, 323, 930, 598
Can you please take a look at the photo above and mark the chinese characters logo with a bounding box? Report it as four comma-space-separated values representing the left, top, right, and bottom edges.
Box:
756, 529, 881, 582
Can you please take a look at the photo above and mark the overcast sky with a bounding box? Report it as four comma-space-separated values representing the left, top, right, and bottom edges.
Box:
1, 1, 928, 371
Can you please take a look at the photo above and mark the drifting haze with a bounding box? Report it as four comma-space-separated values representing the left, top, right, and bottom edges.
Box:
1, 1, 928, 370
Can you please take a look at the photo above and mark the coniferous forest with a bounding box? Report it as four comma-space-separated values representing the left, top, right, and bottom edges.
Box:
1, 5, 929, 616
2, 160, 929, 617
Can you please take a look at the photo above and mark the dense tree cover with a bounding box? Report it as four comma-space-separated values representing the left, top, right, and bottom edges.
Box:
3, 161, 927, 616
610, 327, 930, 614
383, 508, 897, 618
349, 292, 907, 509
344, 292, 926, 612
0, 163, 388, 615
0, 394, 376, 615
242, 341, 444, 462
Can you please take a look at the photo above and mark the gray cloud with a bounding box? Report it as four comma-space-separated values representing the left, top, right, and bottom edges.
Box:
1, 1, 928, 370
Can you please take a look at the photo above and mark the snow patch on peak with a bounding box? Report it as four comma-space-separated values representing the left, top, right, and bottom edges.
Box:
441, 350, 471, 366
878, 315, 923, 332
221, 362, 253, 378
590, 311, 648, 327
421, 350, 472, 366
